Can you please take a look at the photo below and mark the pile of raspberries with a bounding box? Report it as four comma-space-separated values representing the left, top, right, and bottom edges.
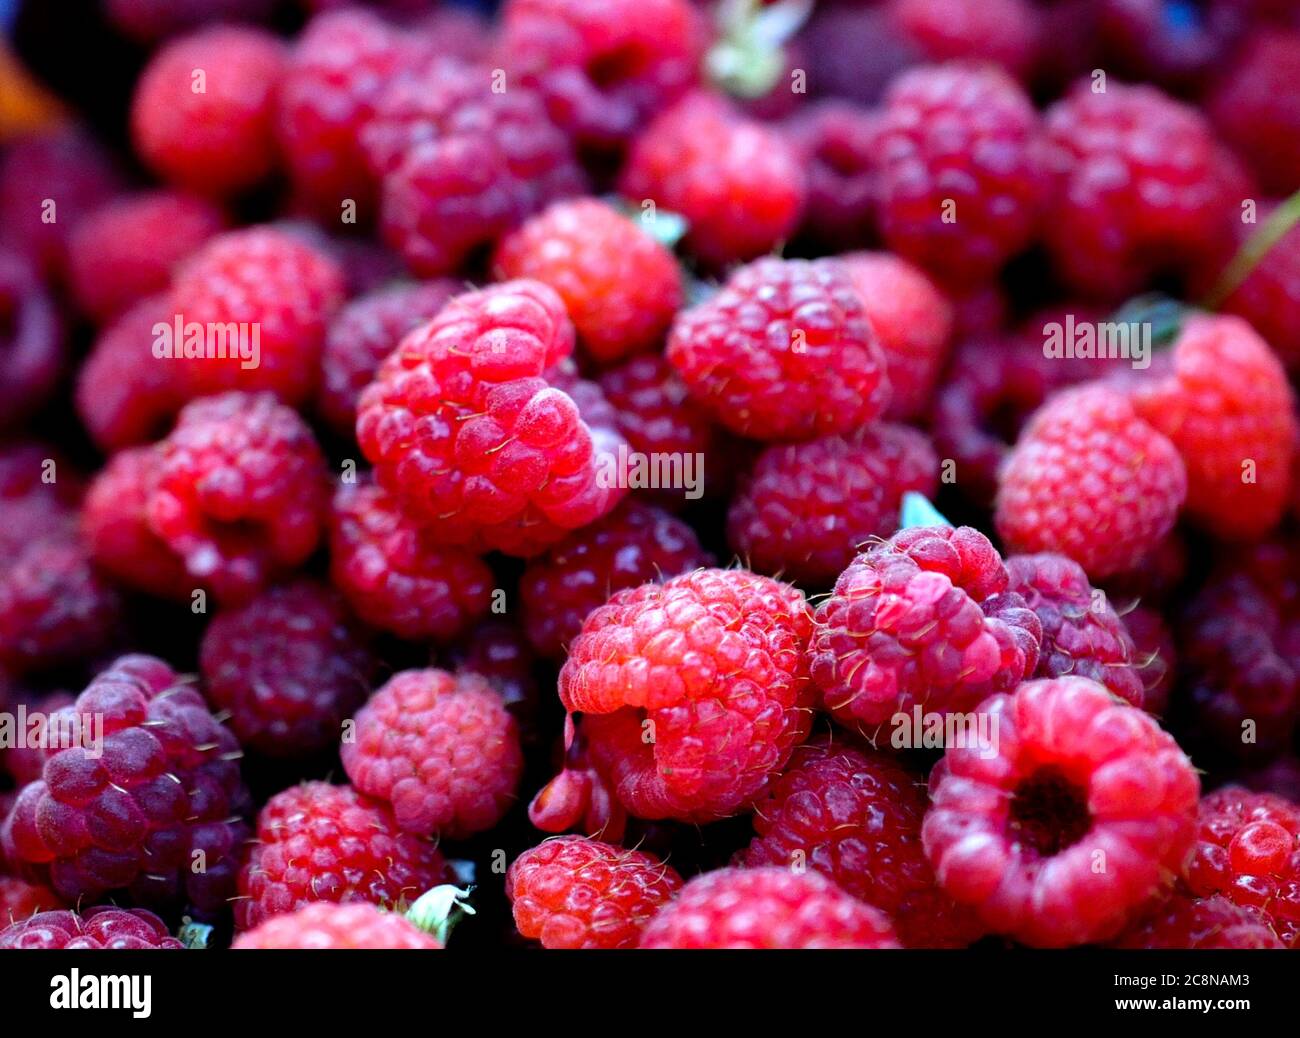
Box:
0, 0, 1299, 951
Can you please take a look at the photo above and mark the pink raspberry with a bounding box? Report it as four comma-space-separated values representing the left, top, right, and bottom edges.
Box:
232, 901, 442, 950
887, 0, 1041, 79
0, 907, 183, 950
0, 248, 65, 432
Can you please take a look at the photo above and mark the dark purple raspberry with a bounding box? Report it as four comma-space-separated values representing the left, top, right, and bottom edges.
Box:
0, 247, 65, 432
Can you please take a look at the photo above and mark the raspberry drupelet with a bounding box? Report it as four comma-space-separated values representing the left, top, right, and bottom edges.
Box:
0, 907, 183, 950
1113, 893, 1285, 949
233, 902, 442, 950
923, 676, 1200, 947
666, 257, 889, 441
507, 836, 682, 949
639, 867, 900, 949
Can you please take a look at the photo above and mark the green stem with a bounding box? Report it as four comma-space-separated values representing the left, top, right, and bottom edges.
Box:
1204, 187, 1300, 309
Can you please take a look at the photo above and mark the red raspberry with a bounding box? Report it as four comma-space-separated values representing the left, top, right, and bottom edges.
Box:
497, 0, 704, 156
67, 190, 224, 323
996, 383, 1187, 579
1123, 604, 1176, 717
130, 26, 286, 196
1238, 758, 1300, 805
506, 836, 682, 949
666, 257, 889, 441
1103, 529, 1188, 608
1097, 0, 1246, 90
0, 876, 62, 924
0, 248, 65, 432
103, 0, 274, 42
742, 739, 986, 948
924, 676, 1200, 947
639, 867, 900, 949
200, 580, 376, 758
1113, 893, 1285, 949
559, 568, 814, 823
887, 0, 1041, 79
442, 620, 540, 737
874, 62, 1046, 286
494, 198, 682, 367
235, 781, 446, 931
1214, 212, 1300, 372
840, 251, 953, 421
1005, 552, 1146, 709
342, 668, 523, 839
0, 907, 183, 950
810, 525, 1041, 729
1127, 314, 1297, 541
1042, 80, 1246, 298
619, 92, 806, 268
232, 901, 442, 950
317, 279, 460, 437
329, 480, 494, 641
1185, 787, 1300, 947
1, 655, 250, 918
3, 691, 75, 787
784, 101, 881, 251
1209, 31, 1300, 195
520, 501, 711, 659
149, 391, 330, 605
356, 280, 627, 556
727, 424, 939, 586
170, 226, 345, 406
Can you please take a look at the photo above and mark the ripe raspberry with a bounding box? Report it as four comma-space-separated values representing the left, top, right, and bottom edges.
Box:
727, 424, 939, 586
232, 901, 442, 950
639, 867, 900, 949
1123, 604, 1176, 717
149, 391, 330, 605
520, 501, 711, 658
329, 480, 493, 641
840, 252, 953, 420
784, 101, 881, 251
3, 691, 75, 787
923, 676, 1200, 947
559, 567, 814, 822
170, 226, 346, 405
0, 247, 65, 431
666, 257, 888, 441
130, 26, 286, 196
200, 580, 376, 758
742, 739, 985, 948
0, 907, 183, 950
1214, 212, 1300, 372
1, 655, 250, 918
356, 280, 627, 556
1103, 529, 1188, 608
494, 199, 682, 366
507, 836, 682, 949
1005, 553, 1145, 709
810, 525, 1041, 729
996, 383, 1187, 579
317, 279, 461, 437
1237, 757, 1300, 805
103, 0, 274, 42
342, 668, 523, 839
619, 92, 806, 268
498, 0, 704, 156
1127, 314, 1297, 541
66, 191, 224, 323
1098, 0, 1246, 90
874, 62, 1046, 286
1208, 31, 1300, 195
1042, 80, 1245, 298
235, 781, 445, 931
1185, 787, 1300, 947
0, 876, 62, 924
887, 0, 1040, 79
442, 620, 540, 736
1113, 893, 1285, 949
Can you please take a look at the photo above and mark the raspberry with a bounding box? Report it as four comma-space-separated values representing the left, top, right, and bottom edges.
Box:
329, 480, 493, 641
1103, 529, 1188, 608
130, 26, 286, 196
1185, 787, 1300, 947
1113, 893, 1285, 949
170, 226, 346, 406
1209, 31, 1300, 195
442, 620, 540, 736
1238, 758, 1300, 804
317, 279, 461, 437
235, 781, 446, 931
200, 580, 376, 758
103, 0, 274, 42
0, 876, 62, 924
520, 501, 711, 658
1123, 604, 1176, 717
493, 199, 682, 366
887, 0, 1041, 79
232, 901, 442, 950
1005, 552, 1146, 709
0, 907, 183, 950
1098, 0, 1246, 89
3, 690, 75, 787
498, 0, 704, 156
874, 62, 1046, 286
1127, 314, 1297, 541
619, 92, 806, 268
0, 247, 65, 431
341, 669, 523, 839
784, 101, 881, 251
742, 739, 985, 948
1, 655, 250, 918
149, 391, 330, 605
727, 424, 939, 586
559, 568, 813, 823
66, 190, 224, 323
840, 251, 953, 421
1214, 212, 1300, 372
995, 383, 1187, 579
802, 3, 918, 107
1042, 80, 1245, 298
810, 525, 1041, 729
639, 867, 901, 949
666, 257, 888, 441
507, 836, 682, 949
356, 280, 627, 556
